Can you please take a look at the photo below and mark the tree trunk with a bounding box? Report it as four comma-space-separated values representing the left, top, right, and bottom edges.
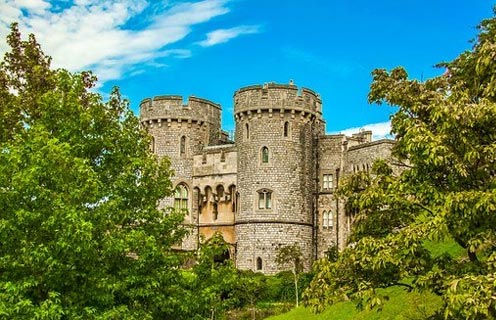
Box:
293, 266, 299, 307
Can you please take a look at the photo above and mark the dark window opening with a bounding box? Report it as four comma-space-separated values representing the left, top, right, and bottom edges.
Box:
256, 257, 263, 270
214, 249, 230, 264
180, 136, 186, 156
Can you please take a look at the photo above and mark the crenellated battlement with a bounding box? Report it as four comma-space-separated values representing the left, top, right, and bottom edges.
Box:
233, 82, 322, 120
140, 95, 221, 125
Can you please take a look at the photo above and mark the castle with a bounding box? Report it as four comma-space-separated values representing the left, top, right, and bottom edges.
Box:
140, 81, 395, 274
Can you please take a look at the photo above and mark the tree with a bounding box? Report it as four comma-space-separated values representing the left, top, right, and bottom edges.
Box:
305, 11, 496, 319
190, 233, 240, 320
234, 271, 267, 320
0, 23, 191, 319
276, 244, 304, 307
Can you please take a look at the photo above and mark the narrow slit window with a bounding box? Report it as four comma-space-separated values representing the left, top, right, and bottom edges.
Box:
284, 121, 290, 137
261, 146, 269, 163
180, 136, 186, 156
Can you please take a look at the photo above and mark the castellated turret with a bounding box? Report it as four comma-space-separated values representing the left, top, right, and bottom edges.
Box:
140, 95, 222, 250
234, 82, 325, 274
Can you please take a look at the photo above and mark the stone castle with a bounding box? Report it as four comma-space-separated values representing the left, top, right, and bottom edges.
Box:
140, 81, 395, 274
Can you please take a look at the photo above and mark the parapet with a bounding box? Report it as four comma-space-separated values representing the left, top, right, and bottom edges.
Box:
140, 95, 221, 124
233, 82, 322, 119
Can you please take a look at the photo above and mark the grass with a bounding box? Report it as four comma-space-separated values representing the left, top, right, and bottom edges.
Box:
267, 239, 464, 320
266, 286, 441, 320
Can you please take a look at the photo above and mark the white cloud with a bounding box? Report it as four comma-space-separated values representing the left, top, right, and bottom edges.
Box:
330, 121, 394, 141
198, 25, 260, 47
0, 0, 233, 84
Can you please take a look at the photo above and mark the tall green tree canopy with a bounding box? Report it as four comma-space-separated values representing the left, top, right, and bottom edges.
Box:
0, 24, 190, 319
305, 11, 496, 319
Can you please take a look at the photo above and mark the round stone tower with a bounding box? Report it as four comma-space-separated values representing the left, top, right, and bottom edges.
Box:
140, 95, 221, 249
234, 82, 324, 274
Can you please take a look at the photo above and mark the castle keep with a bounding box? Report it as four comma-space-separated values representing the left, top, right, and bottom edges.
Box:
140, 82, 395, 274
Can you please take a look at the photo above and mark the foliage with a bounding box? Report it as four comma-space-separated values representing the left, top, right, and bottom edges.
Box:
276, 244, 304, 307
304, 11, 496, 319
0, 24, 191, 319
188, 233, 241, 319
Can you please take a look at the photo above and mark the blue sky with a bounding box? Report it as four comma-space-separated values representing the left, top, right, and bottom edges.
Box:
0, 0, 493, 139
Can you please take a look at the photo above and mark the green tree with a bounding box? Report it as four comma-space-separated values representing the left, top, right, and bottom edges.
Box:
276, 244, 304, 307
190, 233, 239, 320
305, 11, 496, 319
234, 271, 267, 320
0, 24, 190, 319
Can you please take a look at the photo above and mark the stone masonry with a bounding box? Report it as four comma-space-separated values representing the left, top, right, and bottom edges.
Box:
140, 81, 395, 274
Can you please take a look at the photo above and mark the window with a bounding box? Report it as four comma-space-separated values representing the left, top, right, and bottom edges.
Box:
329, 211, 334, 229
220, 151, 225, 162
245, 123, 250, 140
180, 136, 186, 156
323, 174, 333, 190
174, 184, 188, 211
213, 203, 218, 220
256, 257, 263, 270
150, 136, 155, 153
202, 154, 207, 164
323, 211, 329, 228
258, 189, 272, 210
261, 146, 269, 163
284, 121, 290, 137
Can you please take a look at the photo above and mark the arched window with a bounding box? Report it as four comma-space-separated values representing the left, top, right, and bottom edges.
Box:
150, 136, 155, 153
216, 185, 224, 199
257, 189, 272, 210
174, 184, 188, 211
193, 187, 201, 211
245, 123, 250, 140
256, 257, 263, 270
329, 211, 334, 229
261, 146, 269, 163
284, 121, 290, 137
204, 186, 212, 203
323, 211, 329, 229
180, 136, 186, 156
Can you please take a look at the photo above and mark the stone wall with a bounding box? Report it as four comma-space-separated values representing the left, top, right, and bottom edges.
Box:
235, 223, 313, 274
345, 139, 395, 174
233, 83, 323, 273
